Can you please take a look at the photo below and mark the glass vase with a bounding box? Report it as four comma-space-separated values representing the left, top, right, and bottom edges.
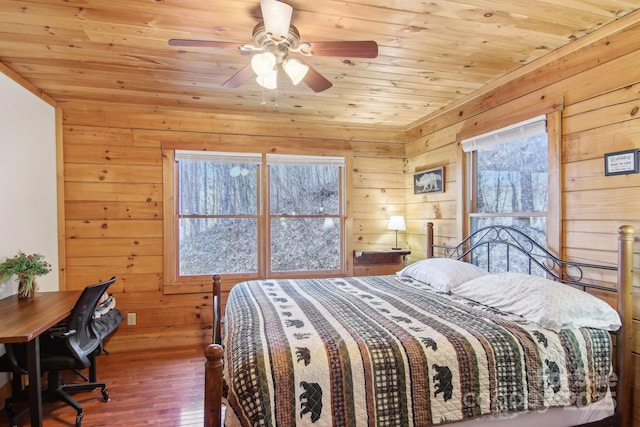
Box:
17, 278, 36, 300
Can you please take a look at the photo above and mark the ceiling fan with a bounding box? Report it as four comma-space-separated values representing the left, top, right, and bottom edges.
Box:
169, 0, 378, 93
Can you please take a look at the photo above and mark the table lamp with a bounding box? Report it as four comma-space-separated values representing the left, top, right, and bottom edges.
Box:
387, 216, 406, 250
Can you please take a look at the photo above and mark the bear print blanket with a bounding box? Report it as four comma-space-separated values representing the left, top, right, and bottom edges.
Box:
222, 275, 613, 426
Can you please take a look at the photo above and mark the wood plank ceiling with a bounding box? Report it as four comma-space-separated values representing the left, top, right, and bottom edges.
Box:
0, 0, 638, 129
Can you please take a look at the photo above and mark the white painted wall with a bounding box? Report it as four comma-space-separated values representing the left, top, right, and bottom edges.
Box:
0, 72, 58, 297
0, 70, 58, 387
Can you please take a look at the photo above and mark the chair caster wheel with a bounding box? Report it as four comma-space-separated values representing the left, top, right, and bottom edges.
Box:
5, 402, 17, 427
5, 402, 15, 417
102, 387, 110, 401
75, 412, 83, 427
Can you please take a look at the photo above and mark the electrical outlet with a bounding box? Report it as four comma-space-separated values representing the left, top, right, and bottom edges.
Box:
127, 312, 137, 326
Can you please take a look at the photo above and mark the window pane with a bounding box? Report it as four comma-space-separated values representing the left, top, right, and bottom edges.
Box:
179, 218, 258, 275
270, 164, 339, 215
179, 161, 258, 215
465, 120, 555, 282
271, 217, 340, 272
177, 159, 259, 276
470, 216, 546, 275
475, 134, 547, 214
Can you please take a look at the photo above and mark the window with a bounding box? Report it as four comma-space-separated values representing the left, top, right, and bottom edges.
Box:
175, 151, 261, 276
268, 155, 343, 272
462, 116, 554, 271
166, 151, 345, 290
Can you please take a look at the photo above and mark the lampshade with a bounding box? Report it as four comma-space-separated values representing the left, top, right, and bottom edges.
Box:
283, 58, 309, 85
251, 52, 277, 77
387, 216, 406, 231
256, 69, 278, 89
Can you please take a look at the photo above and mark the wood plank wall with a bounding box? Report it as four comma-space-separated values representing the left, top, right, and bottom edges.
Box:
405, 18, 640, 426
60, 104, 406, 352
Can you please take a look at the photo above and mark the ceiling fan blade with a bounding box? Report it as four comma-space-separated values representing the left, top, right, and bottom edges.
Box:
306, 41, 378, 58
260, 0, 293, 39
303, 65, 333, 93
222, 64, 255, 88
169, 39, 241, 49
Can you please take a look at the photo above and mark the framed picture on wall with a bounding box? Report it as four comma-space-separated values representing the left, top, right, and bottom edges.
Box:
414, 166, 445, 194
604, 149, 639, 176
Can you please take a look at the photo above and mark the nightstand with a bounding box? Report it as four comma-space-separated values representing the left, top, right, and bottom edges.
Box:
352, 249, 411, 276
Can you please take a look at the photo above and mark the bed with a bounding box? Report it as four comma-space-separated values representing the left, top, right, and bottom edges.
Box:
205, 223, 634, 427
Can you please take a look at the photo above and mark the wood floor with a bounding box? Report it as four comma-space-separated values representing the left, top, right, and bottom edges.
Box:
0, 346, 209, 426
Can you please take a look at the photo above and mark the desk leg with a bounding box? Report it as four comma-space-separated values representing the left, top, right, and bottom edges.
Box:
26, 337, 43, 427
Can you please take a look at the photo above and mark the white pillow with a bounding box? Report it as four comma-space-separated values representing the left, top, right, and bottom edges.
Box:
397, 258, 490, 292
452, 272, 621, 332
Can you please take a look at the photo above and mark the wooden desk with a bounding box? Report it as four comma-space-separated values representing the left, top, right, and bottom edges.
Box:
0, 291, 81, 427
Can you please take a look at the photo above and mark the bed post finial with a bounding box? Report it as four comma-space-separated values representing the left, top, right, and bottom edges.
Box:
427, 222, 434, 258
617, 225, 634, 427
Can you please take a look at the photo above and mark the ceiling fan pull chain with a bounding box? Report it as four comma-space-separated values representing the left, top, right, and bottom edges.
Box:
274, 85, 279, 110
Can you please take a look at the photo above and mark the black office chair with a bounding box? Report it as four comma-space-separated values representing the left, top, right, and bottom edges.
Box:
4, 276, 118, 427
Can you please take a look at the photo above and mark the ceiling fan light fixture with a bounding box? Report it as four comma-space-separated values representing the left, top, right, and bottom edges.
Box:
251, 52, 277, 76
283, 58, 309, 85
256, 69, 278, 89
260, 0, 293, 39
172, 0, 378, 95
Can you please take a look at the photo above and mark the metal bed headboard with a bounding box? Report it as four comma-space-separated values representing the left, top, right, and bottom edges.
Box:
430, 224, 617, 292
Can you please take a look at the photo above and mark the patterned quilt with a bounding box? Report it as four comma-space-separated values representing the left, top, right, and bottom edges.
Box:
222, 275, 613, 426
